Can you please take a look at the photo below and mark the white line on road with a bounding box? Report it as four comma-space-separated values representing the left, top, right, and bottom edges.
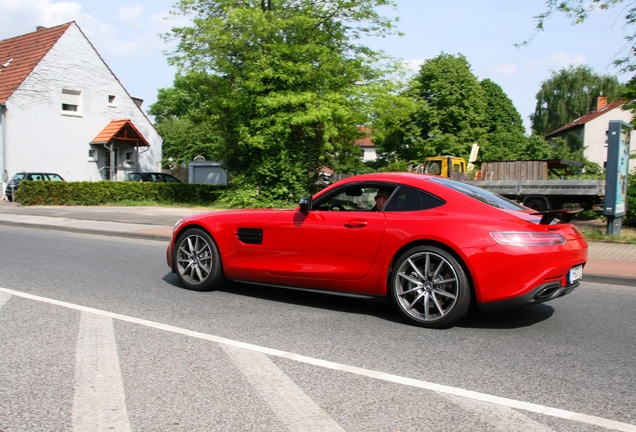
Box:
2, 286, 635, 432
222, 344, 346, 432
0, 291, 10, 308
72, 312, 131, 432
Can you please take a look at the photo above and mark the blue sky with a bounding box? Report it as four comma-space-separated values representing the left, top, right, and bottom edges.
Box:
0, 0, 632, 132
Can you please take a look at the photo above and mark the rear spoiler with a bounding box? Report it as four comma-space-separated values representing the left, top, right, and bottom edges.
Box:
531, 208, 583, 225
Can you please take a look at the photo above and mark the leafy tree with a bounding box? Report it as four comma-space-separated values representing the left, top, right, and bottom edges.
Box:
149, 72, 225, 167
412, 54, 486, 156
374, 53, 486, 164
162, 0, 399, 206
371, 89, 421, 164
530, 65, 624, 136
620, 74, 636, 129
476, 79, 528, 162
480, 79, 525, 135
523, 134, 553, 160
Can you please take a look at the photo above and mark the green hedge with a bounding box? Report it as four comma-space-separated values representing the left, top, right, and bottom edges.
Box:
15, 181, 225, 206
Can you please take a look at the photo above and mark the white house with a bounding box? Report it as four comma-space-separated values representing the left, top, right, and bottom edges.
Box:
356, 126, 377, 161
545, 96, 635, 169
0, 22, 162, 197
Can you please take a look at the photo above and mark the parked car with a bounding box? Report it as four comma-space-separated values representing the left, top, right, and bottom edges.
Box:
124, 172, 181, 183
166, 172, 588, 328
4, 172, 65, 202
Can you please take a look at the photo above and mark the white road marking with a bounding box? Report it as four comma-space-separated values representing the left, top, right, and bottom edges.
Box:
441, 393, 555, 432
72, 312, 131, 432
0, 291, 10, 308
222, 344, 346, 432
2, 286, 635, 432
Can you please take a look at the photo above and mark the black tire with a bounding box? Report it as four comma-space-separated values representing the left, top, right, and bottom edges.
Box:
390, 246, 471, 328
173, 228, 225, 291
525, 198, 547, 212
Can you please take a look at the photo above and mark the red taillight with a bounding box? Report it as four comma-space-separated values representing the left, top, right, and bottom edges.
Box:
491, 231, 566, 246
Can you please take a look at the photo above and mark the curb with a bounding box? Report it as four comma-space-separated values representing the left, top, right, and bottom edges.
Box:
582, 274, 636, 287
0, 221, 170, 242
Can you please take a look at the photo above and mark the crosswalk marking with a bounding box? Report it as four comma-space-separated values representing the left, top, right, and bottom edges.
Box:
222, 344, 346, 432
2, 286, 635, 432
0, 291, 10, 308
73, 312, 131, 432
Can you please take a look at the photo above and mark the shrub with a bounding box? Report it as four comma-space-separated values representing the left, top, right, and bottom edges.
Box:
624, 171, 636, 228
15, 180, 224, 206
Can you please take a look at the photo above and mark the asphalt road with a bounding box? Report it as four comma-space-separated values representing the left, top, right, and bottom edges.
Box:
0, 226, 635, 432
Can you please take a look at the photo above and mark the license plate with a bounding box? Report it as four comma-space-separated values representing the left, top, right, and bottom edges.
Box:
569, 265, 583, 283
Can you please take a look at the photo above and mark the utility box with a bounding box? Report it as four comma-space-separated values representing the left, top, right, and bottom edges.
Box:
188, 161, 228, 185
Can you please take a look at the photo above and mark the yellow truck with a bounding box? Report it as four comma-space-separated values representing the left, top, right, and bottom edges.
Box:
421, 156, 467, 180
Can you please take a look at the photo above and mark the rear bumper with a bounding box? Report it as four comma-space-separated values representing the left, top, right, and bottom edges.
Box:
479, 279, 580, 312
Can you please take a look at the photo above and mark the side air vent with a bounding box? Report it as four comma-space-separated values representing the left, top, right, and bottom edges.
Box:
237, 228, 263, 245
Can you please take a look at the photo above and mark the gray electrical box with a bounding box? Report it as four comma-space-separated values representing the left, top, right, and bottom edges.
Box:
188, 161, 228, 185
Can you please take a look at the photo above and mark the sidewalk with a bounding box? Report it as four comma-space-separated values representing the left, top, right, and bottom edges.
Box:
0, 201, 634, 286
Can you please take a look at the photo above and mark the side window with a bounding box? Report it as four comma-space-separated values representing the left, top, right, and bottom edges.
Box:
315, 185, 394, 211
424, 161, 441, 175
384, 186, 445, 212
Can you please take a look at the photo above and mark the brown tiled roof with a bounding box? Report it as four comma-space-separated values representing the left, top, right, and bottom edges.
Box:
545, 99, 627, 137
355, 126, 374, 147
0, 22, 73, 104
91, 119, 150, 146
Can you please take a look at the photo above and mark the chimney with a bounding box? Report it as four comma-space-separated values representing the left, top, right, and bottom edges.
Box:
597, 96, 608, 111
36, 26, 47, 31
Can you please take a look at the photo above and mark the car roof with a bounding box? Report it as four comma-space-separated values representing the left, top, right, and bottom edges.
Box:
16, 172, 62, 175
334, 172, 436, 186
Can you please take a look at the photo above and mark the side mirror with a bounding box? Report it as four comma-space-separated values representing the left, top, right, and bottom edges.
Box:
299, 196, 312, 213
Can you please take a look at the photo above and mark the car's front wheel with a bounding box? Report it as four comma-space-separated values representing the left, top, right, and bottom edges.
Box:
173, 228, 224, 291
390, 246, 471, 328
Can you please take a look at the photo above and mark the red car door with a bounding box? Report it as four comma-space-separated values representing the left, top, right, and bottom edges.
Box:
266, 209, 387, 280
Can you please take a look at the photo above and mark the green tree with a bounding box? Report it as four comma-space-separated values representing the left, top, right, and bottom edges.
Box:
477, 79, 528, 161
412, 53, 486, 157
374, 53, 486, 164
163, 0, 399, 206
149, 71, 225, 166
530, 65, 624, 136
620, 74, 636, 129
480, 79, 525, 135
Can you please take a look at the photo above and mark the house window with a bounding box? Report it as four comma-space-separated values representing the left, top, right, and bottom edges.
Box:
125, 151, 134, 163
61, 89, 82, 116
108, 95, 117, 106
88, 149, 98, 161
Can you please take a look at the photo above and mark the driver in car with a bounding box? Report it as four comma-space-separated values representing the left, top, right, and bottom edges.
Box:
372, 188, 392, 211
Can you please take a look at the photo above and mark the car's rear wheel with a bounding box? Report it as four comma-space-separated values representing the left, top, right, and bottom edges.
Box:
174, 228, 224, 291
390, 246, 471, 328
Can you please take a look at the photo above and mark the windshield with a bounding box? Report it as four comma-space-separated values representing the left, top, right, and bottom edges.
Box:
430, 177, 526, 210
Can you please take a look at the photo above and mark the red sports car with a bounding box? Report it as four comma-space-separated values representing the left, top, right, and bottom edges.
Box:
166, 173, 587, 328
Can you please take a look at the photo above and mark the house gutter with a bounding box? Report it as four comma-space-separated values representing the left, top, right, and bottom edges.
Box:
0, 103, 7, 196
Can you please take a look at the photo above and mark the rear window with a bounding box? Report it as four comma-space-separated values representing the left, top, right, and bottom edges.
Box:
430, 177, 526, 210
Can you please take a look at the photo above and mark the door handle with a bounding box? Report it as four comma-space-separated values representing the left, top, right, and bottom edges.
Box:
344, 220, 368, 229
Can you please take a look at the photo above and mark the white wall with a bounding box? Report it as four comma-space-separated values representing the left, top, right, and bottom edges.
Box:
4, 23, 162, 182
584, 108, 634, 168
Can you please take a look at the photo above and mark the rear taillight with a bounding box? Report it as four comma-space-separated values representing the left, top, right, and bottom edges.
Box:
491, 231, 566, 246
